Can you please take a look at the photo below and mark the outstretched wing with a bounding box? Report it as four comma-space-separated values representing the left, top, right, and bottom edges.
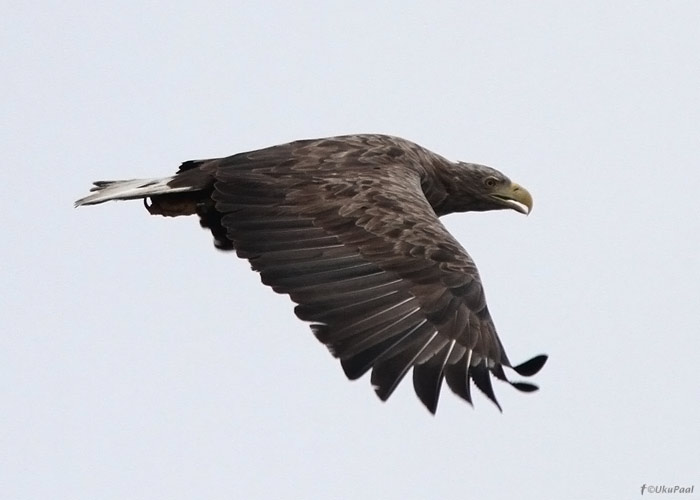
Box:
203, 138, 544, 413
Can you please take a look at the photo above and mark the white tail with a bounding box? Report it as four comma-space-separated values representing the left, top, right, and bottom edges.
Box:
75, 176, 193, 206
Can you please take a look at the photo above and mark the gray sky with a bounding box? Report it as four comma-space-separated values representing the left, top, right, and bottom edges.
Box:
2, 2, 699, 499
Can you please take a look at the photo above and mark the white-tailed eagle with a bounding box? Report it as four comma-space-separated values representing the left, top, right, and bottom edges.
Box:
76, 134, 547, 414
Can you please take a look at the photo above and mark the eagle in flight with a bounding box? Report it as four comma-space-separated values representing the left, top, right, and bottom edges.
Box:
76, 134, 547, 414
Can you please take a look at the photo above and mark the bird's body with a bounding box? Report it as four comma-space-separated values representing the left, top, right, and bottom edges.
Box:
76, 134, 546, 413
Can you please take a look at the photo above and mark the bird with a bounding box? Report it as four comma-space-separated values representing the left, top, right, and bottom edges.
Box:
75, 134, 547, 414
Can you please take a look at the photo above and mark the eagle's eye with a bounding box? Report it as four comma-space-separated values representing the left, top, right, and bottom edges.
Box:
484, 176, 498, 188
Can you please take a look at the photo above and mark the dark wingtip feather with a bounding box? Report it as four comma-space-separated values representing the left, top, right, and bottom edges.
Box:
412, 359, 448, 415
470, 365, 502, 412
444, 361, 473, 406
338, 330, 413, 381
369, 328, 439, 403
371, 350, 417, 402
513, 354, 548, 377
509, 381, 539, 392
341, 357, 370, 380
372, 380, 393, 402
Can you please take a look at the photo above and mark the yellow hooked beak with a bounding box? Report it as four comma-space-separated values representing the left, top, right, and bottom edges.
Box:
490, 182, 533, 215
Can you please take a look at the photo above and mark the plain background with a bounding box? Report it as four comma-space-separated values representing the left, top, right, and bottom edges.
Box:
2, 2, 698, 499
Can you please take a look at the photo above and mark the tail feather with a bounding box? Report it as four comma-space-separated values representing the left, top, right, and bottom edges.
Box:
74, 176, 194, 207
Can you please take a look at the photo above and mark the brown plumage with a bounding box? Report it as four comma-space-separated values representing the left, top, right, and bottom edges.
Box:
76, 134, 547, 414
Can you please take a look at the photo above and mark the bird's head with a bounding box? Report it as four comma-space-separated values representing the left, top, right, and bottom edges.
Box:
440, 162, 533, 216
